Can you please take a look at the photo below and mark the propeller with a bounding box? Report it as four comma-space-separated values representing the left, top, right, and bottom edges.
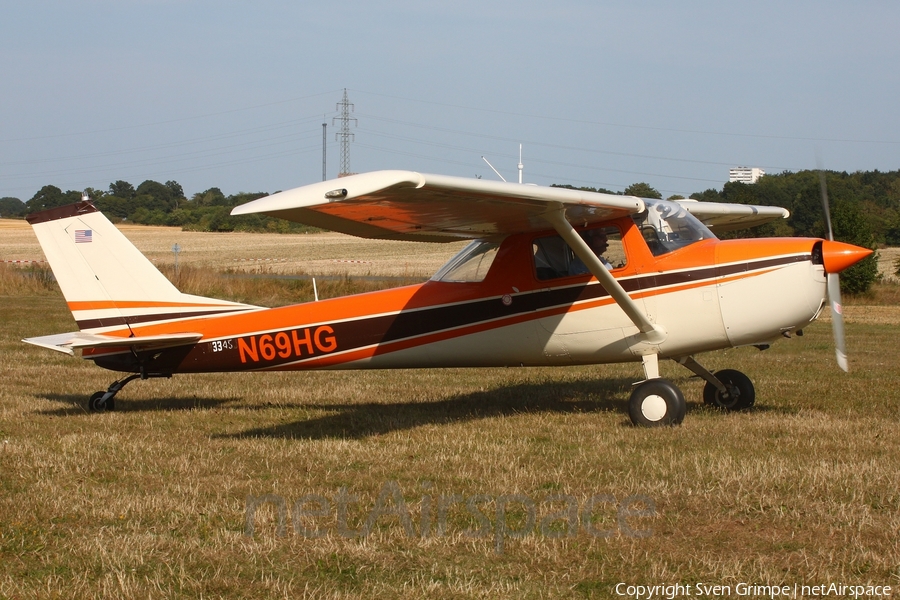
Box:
818, 170, 848, 371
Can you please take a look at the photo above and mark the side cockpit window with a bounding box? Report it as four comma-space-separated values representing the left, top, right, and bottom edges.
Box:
432, 240, 500, 282
533, 226, 625, 281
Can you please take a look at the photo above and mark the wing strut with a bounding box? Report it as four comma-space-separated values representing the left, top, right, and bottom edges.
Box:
543, 205, 666, 345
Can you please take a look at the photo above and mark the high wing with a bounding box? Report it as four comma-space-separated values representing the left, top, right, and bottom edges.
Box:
231, 171, 645, 242
23, 331, 203, 356
675, 200, 790, 233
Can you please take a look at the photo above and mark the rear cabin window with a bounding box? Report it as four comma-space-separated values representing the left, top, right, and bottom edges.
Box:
533, 226, 626, 281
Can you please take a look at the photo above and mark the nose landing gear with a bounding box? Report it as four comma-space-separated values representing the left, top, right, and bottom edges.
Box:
701, 368, 755, 411
679, 357, 755, 412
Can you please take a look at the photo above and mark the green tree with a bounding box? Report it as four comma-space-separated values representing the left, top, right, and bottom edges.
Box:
0, 197, 25, 218
830, 199, 878, 295
720, 181, 760, 205
165, 181, 186, 209
25, 185, 81, 214
551, 184, 618, 195
884, 210, 900, 246
784, 172, 825, 238
624, 182, 661, 199
94, 196, 132, 220
165, 180, 184, 200
108, 180, 135, 199
191, 187, 226, 206
689, 189, 724, 203
136, 180, 174, 208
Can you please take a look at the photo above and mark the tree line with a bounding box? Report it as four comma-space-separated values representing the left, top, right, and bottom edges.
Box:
3, 170, 898, 241
0, 180, 314, 233
2, 169, 894, 292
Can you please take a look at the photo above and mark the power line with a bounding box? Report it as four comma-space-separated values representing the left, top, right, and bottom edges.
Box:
0, 90, 343, 143
351, 89, 900, 146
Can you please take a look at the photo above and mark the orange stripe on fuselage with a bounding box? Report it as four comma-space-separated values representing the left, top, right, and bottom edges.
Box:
713, 238, 819, 265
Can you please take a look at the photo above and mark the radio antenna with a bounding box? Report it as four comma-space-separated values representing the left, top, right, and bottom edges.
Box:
481, 156, 506, 182
518, 144, 523, 184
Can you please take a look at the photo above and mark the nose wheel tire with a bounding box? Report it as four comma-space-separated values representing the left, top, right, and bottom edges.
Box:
628, 379, 686, 427
703, 369, 755, 411
88, 391, 115, 412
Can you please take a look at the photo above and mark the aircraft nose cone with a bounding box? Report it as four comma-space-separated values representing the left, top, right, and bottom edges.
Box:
821, 240, 873, 274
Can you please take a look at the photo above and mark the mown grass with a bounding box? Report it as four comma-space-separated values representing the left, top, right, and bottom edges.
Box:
1, 262, 900, 598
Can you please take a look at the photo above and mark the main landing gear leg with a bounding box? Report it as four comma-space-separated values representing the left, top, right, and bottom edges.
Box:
88, 372, 171, 412
678, 356, 755, 412
628, 354, 686, 427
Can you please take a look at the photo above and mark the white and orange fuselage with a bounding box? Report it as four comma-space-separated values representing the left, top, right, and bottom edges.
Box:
72, 219, 839, 376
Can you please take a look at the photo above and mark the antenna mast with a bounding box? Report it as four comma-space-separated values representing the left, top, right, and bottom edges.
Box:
321, 120, 327, 181
518, 144, 523, 184
333, 89, 357, 177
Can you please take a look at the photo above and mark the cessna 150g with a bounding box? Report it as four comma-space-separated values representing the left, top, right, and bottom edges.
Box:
24, 170, 872, 426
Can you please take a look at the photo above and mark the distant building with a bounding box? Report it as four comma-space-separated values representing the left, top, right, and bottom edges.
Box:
729, 167, 765, 184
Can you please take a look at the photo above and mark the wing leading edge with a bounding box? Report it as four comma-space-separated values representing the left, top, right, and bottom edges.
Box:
676, 200, 790, 233
230, 171, 645, 242
233, 171, 790, 240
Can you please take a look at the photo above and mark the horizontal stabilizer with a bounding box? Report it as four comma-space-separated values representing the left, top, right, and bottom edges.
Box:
23, 331, 203, 355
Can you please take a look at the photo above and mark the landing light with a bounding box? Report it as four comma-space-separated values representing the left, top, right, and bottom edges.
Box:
325, 188, 348, 200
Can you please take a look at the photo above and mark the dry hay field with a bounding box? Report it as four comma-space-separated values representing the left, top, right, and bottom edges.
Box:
0, 219, 467, 280
2, 219, 900, 599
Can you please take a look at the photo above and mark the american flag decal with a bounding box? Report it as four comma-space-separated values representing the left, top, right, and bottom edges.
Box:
75, 230, 92, 243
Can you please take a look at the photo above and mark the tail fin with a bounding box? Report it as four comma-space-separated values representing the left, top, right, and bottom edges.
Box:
27, 201, 257, 332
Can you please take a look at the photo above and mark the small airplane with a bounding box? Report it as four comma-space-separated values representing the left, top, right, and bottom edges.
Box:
24, 170, 871, 426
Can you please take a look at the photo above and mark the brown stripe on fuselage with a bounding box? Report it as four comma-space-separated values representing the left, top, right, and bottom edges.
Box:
76, 308, 255, 331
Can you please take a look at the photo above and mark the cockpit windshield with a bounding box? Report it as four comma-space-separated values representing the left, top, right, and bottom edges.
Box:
633, 198, 716, 256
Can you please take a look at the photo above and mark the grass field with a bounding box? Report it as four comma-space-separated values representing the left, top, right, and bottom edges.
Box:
2, 221, 900, 598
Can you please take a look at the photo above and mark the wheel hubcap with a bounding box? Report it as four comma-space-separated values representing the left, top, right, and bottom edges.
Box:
717, 385, 739, 408
641, 394, 668, 421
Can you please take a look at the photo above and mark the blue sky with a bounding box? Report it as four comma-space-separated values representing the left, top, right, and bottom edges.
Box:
2, 0, 898, 201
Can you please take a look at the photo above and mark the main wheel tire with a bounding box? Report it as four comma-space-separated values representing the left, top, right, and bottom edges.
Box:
88, 392, 115, 412
703, 369, 755, 411
628, 379, 686, 427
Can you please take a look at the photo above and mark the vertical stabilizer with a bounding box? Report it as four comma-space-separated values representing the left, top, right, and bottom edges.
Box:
27, 201, 257, 332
